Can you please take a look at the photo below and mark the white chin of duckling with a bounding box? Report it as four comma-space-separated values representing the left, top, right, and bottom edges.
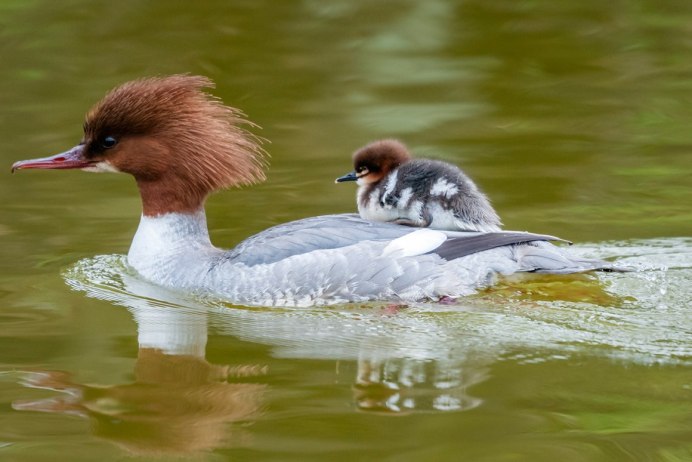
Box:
82, 161, 121, 173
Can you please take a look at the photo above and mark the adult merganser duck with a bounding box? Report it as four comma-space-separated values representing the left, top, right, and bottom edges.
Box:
12, 75, 621, 307
335, 139, 502, 232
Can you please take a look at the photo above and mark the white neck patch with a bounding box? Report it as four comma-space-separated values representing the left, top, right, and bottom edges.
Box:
81, 160, 121, 173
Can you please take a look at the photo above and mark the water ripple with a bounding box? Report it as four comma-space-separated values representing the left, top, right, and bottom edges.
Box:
63, 238, 692, 366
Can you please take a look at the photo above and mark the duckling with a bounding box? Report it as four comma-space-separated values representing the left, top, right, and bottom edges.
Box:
336, 139, 502, 232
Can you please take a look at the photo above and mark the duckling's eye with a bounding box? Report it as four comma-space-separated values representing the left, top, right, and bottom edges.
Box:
357, 166, 370, 175
102, 136, 118, 149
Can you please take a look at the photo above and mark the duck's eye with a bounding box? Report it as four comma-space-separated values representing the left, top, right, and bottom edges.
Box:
357, 166, 369, 175
102, 136, 117, 149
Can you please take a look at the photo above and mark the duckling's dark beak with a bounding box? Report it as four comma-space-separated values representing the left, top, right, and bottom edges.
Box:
335, 171, 357, 183
12, 144, 90, 172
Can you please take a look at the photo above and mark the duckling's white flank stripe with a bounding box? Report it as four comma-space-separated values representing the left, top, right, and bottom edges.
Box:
381, 169, 399, 205
398, 187, 413, 207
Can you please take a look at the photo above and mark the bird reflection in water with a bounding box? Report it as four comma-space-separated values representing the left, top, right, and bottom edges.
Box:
13, 254, 509, 455
13, 291, 267, 456
350, 340, 487, 414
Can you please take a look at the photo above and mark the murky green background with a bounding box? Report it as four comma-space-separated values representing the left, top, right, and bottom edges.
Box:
1, 1, 691, 461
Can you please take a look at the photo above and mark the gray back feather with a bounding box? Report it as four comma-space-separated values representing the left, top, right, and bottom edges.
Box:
396, 160, 501, 228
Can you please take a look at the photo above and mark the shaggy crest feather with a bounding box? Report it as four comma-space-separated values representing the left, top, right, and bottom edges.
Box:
85, 75, 267, 192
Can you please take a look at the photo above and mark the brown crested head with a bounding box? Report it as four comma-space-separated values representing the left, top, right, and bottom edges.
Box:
83, 75, 267, 215
352, 139, 411, 184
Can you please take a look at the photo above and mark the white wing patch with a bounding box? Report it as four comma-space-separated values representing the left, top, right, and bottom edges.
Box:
382, 229, 447, 258
430, 178, 459, 198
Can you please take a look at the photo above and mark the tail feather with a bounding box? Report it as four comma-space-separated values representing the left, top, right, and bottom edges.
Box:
515, 241, 632, 274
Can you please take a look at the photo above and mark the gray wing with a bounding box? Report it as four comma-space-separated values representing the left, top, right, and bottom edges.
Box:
428, 232, 568, 260
223, 214, 411, 265
222, 213, 564, 266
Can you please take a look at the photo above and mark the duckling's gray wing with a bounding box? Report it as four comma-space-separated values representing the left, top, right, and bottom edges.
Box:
224, 213, 566, 267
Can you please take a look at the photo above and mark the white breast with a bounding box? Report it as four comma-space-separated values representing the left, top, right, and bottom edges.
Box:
357, 185, 399, 222
128, 211, 222, 288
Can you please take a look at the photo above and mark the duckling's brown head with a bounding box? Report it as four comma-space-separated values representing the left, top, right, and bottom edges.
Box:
335, 139, 412, 185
